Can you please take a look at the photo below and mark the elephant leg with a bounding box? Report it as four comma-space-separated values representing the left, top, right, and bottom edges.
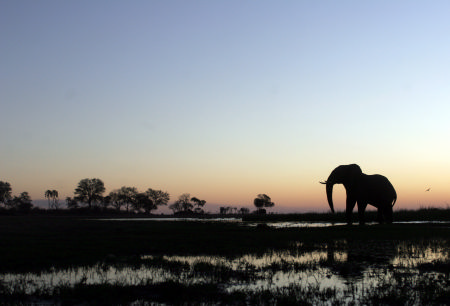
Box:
346, 197, 357, 225
385, 205, 393, 224
357, 202, 367, 225
377, 208, 384, 224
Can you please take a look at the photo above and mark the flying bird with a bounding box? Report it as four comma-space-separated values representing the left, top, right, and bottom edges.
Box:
425, 188, 431, 192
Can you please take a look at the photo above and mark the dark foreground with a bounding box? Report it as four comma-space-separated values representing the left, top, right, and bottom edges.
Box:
1, 216, 449, 305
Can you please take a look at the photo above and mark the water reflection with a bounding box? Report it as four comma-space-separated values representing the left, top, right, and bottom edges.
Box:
319, 242, 394, 290
95, 218, 450, 228
2, 240, 448, 298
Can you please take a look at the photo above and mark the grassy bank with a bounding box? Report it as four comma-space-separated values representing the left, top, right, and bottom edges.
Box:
243, 207, 450, 222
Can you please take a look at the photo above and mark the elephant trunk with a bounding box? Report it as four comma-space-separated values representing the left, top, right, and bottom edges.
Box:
326, 181, 335, 213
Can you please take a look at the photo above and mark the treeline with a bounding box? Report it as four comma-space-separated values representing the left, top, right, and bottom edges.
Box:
0, 179, 273, 215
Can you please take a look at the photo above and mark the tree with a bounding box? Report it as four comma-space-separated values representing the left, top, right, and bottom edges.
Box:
45, 190, 52, 209
191, 197, 206, 214
0, 181, 12, 206
134, 193, 155, 214
220, 206, 233, 214
169, 193, 193, 214
178, 193, 193, 212
253, 194, 275, 214
146, 189, 170, 209
132, 189, 170, 214
74, 178, 106, 209
9, 192, 33, 212
108, 190, 123, 211
169, 201, 182, 214
101, 195, 111, 211
52, 190, 60, 209
66, 197, 79, 209
45, 190, 59, 209
116, 186, 138, 212
239, 207, 250, 214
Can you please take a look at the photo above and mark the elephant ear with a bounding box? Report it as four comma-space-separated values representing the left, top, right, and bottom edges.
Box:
348, 164, 363, 185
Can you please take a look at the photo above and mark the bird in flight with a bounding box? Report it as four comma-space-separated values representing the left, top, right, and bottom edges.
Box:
425, 188, 431, 192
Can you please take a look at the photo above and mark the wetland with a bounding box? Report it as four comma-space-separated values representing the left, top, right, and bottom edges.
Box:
0, 215, 449, 305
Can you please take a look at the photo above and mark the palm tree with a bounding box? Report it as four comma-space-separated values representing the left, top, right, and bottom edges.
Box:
45, 190, 59, 209
45, 190, 53, 209
51, 190, 59, 209
239, 207, 250, 214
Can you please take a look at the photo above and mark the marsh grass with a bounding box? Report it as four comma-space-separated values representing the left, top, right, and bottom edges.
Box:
0, 216, 449, 304
243, 206, 450, 222
3, 275, 448, 305
1, 216, 449, 271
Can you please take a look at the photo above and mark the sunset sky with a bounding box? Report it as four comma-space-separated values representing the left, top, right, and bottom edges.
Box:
2, 1, 450, 212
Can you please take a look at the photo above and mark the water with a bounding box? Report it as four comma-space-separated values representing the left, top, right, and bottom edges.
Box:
2, 240, 448, 300
2, 219, 449, 303
95, 217, 450, 228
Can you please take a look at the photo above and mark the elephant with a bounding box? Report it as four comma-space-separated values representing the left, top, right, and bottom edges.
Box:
320, 164, 397, 225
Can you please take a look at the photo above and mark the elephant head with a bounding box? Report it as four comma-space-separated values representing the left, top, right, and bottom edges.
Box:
320, 164, 362, 213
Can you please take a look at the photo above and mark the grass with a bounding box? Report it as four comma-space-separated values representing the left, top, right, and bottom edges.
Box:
0, 215, 449, 305
243, 207, 450, 222
0, 215, 449, 272
2, 275, 449, 305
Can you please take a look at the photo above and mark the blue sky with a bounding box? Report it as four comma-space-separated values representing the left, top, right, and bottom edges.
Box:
2, 1, 450, 211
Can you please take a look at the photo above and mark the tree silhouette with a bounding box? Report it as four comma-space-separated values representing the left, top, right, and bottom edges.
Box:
253, 194, 275, 214
66, 197, 79, 209
45, 190, 59, 209
101, 195, 111, 211
169, 193, 193, 214
168, 201, 182, 213
52, 190, 60, 209
146, 189, 170, 209
191, 197, 206, 214
116, 186, 138, 213
134, 193, 154, 213
108, 190, 123, 211
74, 178, 105, 209
9, 192, 33, 211
45, 190, 52, 209
220, 206, 234, 214
0, 181, 12, 206
239, 207, 250, 214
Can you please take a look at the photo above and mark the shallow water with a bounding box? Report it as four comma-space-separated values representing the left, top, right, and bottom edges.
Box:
2, 239, 448, 300
95, 218, 450, 228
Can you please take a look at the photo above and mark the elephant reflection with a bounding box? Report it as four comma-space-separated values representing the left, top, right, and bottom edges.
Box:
323, 240, 398, 281
321, 164, 397, 225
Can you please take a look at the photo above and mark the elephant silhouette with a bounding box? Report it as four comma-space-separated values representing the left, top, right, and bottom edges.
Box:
321, 164, 397, 225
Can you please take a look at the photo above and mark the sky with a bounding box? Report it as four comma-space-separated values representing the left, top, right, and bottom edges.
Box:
2, 1, 450, 212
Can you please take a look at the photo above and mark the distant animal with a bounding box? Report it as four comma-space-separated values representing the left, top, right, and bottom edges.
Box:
320, 164, 397, 225
425, 188, 431, 192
